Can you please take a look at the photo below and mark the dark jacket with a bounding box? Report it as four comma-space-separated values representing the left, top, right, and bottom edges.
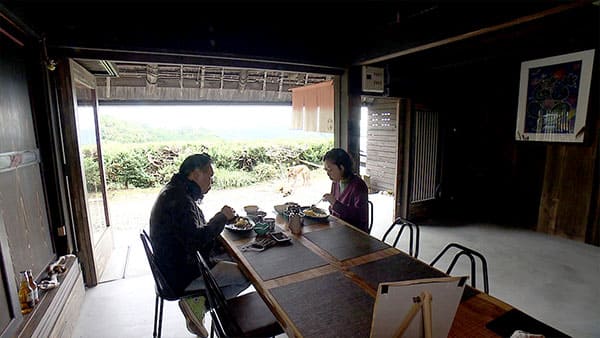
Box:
149, 173, 227, 294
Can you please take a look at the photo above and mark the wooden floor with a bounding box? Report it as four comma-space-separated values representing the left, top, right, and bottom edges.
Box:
73, 193, 599, 338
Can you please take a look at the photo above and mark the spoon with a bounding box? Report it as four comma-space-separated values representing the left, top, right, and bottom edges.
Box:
311, 198, 323, 208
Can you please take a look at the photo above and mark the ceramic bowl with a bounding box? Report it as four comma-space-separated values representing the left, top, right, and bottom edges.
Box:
254, 222, 270, 235
244, 205, 259, 214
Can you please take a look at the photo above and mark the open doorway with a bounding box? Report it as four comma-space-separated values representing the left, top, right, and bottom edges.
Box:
77, 60, 337, 282
360, 96, 444, 225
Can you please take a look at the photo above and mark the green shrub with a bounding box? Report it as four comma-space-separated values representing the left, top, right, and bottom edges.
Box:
104, 150, 153, 189
213, 168, 256, 189
83, 156, 101, 192
252, 163, 279, 181
300, 141, 333, 163
94, 139, 332, 190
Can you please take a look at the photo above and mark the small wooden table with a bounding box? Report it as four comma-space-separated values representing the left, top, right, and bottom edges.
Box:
219, 213, 560, 338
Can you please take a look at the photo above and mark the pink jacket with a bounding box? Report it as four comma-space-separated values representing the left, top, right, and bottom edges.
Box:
329, 174, 369, 232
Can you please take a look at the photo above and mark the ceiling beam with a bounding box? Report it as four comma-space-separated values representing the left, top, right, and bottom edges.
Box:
357, 1, 590, 65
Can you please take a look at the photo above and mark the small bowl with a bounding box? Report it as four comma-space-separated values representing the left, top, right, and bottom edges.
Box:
254, 222, 270, 235
263, 217, 276, 231
244, 205, 259, 214
248, 211, 267, 223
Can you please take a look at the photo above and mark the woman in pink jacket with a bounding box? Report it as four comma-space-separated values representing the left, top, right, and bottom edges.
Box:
322, 148, 370, 233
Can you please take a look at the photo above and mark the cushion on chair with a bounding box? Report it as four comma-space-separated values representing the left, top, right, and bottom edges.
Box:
179, 295, 207, 330
227, 292, 283, 337
179, 296, 209, 337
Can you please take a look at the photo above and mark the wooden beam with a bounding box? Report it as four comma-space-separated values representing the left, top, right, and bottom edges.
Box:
239, 69, 247, 92
179, 65, 183, 97
201, 66, 205, 88
262, 70, 267, 97
357, 1, 590, 65
220, 67, 224, 91
278, 71, 284, 99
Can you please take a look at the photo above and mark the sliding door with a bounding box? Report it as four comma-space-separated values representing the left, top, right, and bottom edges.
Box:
58, 59, 113, 286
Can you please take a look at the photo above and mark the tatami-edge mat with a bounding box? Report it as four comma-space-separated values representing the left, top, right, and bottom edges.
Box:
270, 271, 374, 338
486, 308, 570, 337
349, 252, 447, 290
240, 237, 327, 280
303, 225, 389, 261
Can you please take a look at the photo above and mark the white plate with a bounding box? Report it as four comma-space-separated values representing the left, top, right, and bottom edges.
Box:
300, 206, 329, 219
225, 217, 255, 232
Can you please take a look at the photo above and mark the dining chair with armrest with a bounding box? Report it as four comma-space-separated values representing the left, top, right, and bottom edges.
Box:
195, 251, 284, 338
381, 217, 420, 258
140, 230, 204, 338
430, 242, 490, 293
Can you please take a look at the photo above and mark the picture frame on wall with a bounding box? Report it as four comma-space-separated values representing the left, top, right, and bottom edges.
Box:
515, 49, 595, 143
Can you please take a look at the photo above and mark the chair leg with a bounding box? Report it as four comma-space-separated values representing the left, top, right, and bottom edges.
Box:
157, 298, 165, 338
413, 225, 420, 258
153, 295, 160, 338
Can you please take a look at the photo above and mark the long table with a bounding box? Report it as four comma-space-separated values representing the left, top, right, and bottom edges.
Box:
220, 213, 567, 338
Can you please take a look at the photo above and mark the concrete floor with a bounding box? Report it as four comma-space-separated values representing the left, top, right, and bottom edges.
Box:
73, 193, 600, 338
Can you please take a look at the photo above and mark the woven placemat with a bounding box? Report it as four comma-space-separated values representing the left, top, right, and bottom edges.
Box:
486, 308, 569, 337
350, 253, 446, 289
303, 226, 389, 261
240, 237, 327, 280
350, 253, 481, 302
270, 271, 374, 338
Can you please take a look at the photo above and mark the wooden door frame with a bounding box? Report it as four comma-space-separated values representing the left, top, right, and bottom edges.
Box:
0, 215, 22, 337
56, 59, 112, 286
359, 96, 409, 219
396, 98, 411, 219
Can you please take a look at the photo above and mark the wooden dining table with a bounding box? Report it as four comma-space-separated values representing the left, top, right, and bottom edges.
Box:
219, 212, 568, 338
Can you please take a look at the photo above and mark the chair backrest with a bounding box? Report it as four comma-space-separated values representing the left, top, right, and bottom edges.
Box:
140, 230, 179, 300
430, 242, 489, 293
381, 217, 420, 258
195, 251, 243, 337
367, 200, 374, 234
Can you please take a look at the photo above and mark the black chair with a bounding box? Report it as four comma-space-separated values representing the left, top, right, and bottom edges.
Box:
381, 217, 420, 258
140, 230, 203, 338
367, 200, 374, 233
430, 242, 490, 294
196, 251, 283, 338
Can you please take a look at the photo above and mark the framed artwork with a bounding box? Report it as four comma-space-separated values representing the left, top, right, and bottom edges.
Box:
515, 49, 595, 142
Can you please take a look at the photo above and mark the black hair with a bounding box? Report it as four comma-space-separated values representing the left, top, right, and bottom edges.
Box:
179, 153, 212, 176
323, 148, 354, 178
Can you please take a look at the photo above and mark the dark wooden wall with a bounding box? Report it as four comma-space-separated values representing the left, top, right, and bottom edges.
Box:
0, 35, 55, 277
1, 26, 56, 335
386, 6, 599, 244
537, 74, 599, 243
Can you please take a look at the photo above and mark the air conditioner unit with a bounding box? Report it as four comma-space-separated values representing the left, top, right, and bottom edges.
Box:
362, 66, 384, 93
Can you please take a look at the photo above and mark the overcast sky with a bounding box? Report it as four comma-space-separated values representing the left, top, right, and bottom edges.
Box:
98, 105, 292, 131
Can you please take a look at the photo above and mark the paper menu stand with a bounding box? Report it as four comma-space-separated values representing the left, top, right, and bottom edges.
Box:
370, 276, 467, 338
